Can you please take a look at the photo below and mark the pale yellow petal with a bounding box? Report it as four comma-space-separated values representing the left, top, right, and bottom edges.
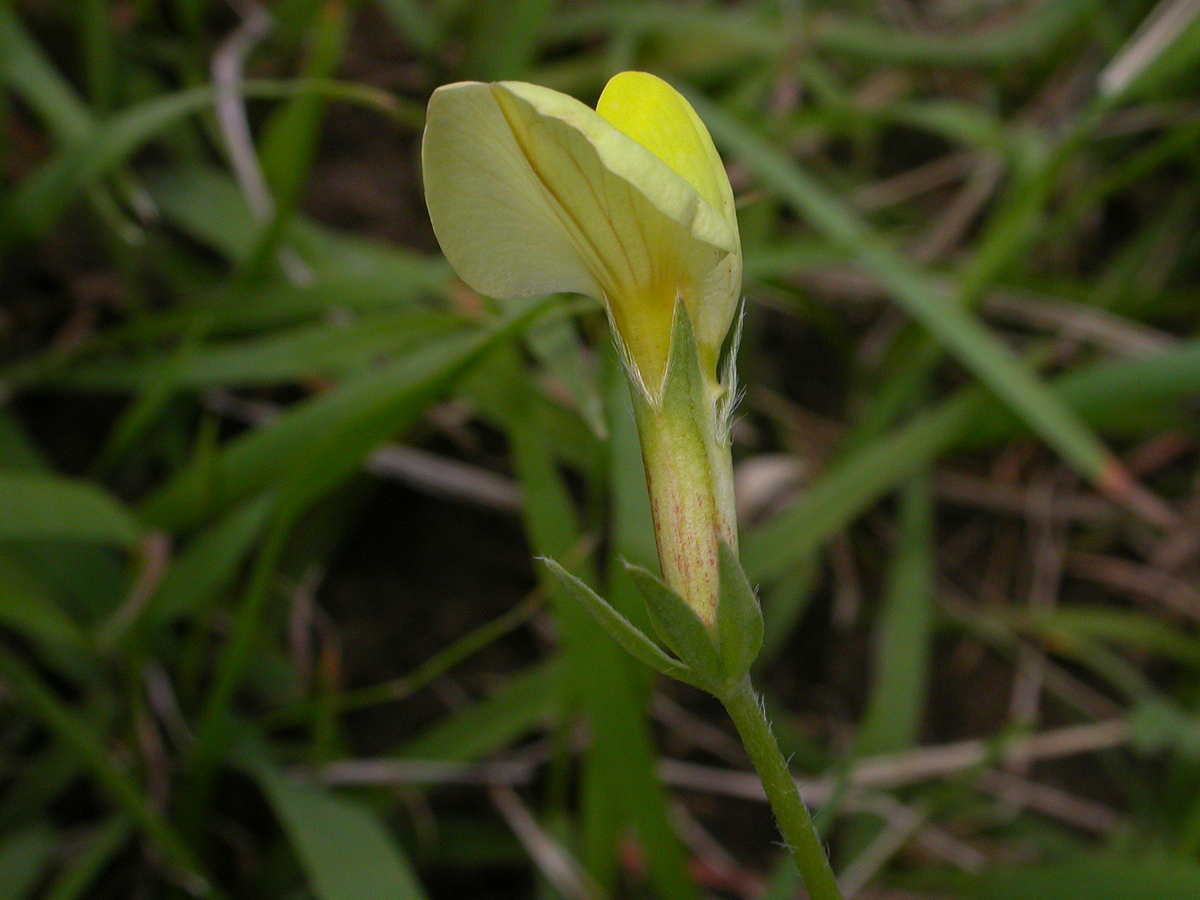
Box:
422, 81, 600, 303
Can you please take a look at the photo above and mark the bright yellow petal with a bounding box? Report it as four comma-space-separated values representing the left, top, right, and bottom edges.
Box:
595, 72, 741, 368
596, 72, 734, 228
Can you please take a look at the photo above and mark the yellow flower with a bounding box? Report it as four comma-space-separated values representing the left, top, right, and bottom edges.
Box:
422, 71, 741, 402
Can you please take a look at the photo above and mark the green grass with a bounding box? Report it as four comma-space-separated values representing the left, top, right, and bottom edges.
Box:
1, 1, 1198, 898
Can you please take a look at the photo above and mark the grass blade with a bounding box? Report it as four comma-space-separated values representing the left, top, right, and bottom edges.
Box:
854, 478, 935, 756
0, 827, 54, 900
0, 472, 142, 546
236, 738, 429, 900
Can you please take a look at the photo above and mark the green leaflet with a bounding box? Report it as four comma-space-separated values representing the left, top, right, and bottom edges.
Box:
542, 558, 704, 690
624, 560, 724, 689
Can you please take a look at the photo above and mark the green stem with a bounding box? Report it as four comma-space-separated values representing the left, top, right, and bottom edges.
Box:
722, 676, 843, 900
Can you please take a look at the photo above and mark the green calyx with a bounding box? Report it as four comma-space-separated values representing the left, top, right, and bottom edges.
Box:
626, 299, 740, 627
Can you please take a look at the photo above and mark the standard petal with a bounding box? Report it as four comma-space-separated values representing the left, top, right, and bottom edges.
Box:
422, 81, 601, 303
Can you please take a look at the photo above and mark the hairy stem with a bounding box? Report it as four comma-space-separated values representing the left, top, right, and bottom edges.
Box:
722, 676, 844, 900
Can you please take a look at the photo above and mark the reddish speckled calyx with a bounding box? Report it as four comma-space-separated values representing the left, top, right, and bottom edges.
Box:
632, 369, 736, 628
622, 292, 739, 628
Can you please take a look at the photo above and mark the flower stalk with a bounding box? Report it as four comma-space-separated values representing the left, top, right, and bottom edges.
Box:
724, 676, 844, 900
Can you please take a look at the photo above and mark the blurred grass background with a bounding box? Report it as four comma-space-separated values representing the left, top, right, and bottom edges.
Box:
2, 0, 1200, 897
